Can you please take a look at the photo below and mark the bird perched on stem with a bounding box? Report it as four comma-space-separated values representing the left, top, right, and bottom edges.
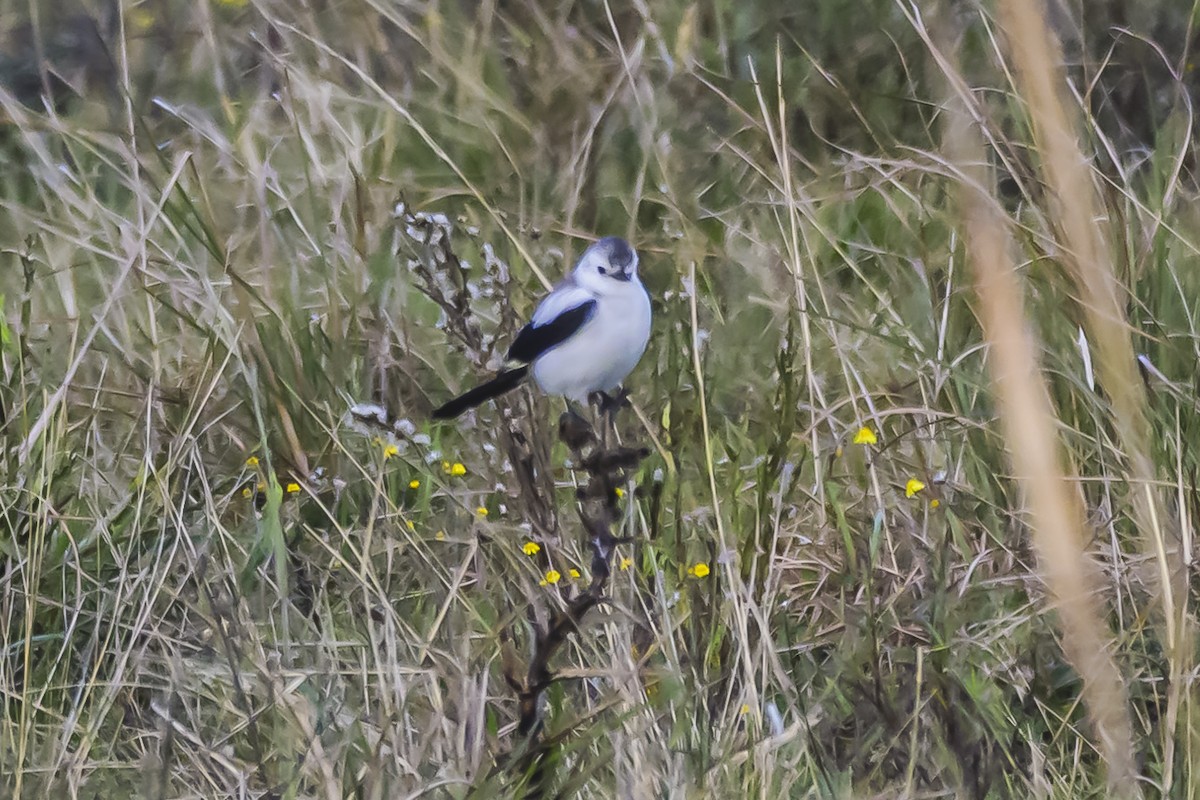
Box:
432, 236, 651, 420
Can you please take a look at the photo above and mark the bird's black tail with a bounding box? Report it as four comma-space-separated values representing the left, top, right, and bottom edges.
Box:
431, 366, 530, 420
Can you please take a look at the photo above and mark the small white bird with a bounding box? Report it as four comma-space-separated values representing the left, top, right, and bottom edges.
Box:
432, 236, 652, 420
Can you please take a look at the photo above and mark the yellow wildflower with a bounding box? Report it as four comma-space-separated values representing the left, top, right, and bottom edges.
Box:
242, 487, 252, 498
543, 569, 562, 585
619, 556, 633, 571
852, 427, 877, 445
615, 487, 626, 498
691, 562, 711, 578
435, 530, 446, 541
905, 478, 926, 498
406, 520, 415, 530
522, 541, 541, 556
409, 479, 420, 489
450, 462, 467, 477
930, 499, 941, 509
475, 506, 489, 517
245, 456, 259, 467
286, 482, 301, 494
383, 443, 399, 459
740, 704, 751, 715
568, 568, 581, 579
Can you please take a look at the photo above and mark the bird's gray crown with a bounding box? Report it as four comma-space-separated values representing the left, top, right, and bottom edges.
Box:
596, 236, 635, 268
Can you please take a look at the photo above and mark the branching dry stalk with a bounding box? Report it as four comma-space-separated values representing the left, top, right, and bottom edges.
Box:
398, 208, 561, 538
502, 407, 648, 797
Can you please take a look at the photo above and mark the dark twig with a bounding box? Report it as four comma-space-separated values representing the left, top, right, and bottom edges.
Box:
501, 407, 649, 797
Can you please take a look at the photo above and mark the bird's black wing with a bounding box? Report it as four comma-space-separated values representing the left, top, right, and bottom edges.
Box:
506, 300, 597, 363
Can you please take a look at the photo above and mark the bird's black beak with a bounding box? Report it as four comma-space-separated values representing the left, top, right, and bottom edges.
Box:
611, 268, 632, 282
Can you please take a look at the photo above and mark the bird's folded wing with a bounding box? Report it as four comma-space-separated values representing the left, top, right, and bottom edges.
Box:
507, 289, 597, 363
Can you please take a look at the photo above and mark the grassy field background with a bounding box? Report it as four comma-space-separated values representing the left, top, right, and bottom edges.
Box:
1, 0, 1198, 797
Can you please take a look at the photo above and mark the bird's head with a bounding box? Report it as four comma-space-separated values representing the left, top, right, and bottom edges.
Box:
572, 236, 639, 293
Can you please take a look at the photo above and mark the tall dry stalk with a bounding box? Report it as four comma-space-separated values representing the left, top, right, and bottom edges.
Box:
930, 21, 1142, 798
995, 1, 1195, 784
996, 0, 1185, 651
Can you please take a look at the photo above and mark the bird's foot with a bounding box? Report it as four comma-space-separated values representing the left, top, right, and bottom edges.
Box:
585, 390, 628, 449
589, 389, 630, 416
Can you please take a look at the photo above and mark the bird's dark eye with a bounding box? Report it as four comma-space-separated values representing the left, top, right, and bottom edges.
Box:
597, 266, 607, 275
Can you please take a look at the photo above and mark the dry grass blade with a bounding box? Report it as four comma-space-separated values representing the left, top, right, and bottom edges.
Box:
935, 25, 1142, 800
16, 151, 191, 465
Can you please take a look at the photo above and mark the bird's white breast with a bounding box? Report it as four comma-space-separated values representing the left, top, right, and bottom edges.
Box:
531, 281, 652, 404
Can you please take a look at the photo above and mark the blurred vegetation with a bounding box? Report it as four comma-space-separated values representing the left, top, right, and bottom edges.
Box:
1, 0, 1198, 798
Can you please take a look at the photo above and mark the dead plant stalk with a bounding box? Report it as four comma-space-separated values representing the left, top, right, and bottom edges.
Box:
938, 40, 1142, 800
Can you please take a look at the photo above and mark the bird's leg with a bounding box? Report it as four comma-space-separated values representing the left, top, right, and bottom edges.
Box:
586, 392, 605, 450
601, 388, 630, 416
587, 391, 620, 450
591, 389, 629, 448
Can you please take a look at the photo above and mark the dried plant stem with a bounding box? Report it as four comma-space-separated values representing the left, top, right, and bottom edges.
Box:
937, 38, 1142, 800
996, 0, 1186, 653
501, 407, 648, 798
996, 2, 1196, 786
